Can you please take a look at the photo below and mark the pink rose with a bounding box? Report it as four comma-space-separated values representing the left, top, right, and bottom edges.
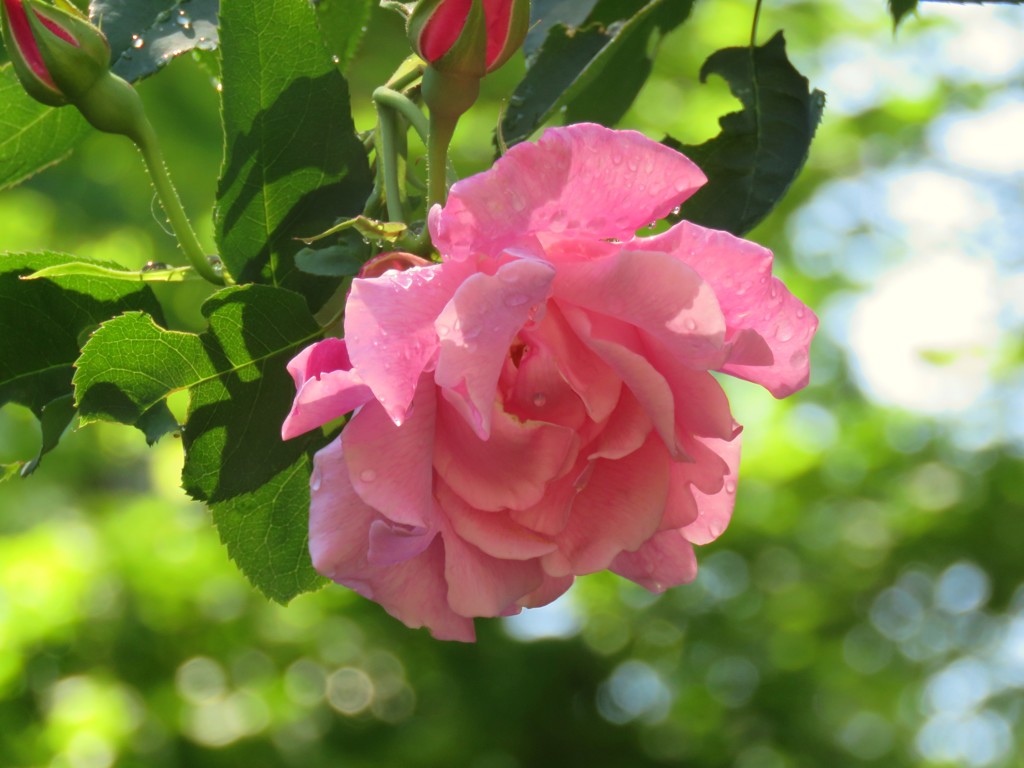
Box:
283, 123, 817, 641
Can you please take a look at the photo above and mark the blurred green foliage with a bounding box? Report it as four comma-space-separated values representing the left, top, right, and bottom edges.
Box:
1, 1, 1023, 767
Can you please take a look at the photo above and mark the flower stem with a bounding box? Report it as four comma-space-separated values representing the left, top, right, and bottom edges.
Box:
374, 94, 408, 224
134, 118, 226, 286
751, 0, 763, 46
426, 109, 457, 212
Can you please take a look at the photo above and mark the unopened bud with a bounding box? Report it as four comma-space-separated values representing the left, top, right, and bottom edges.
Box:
408, 0, 529, 78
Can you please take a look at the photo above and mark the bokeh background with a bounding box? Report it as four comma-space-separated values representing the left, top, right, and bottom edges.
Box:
1, 1, 1023, 766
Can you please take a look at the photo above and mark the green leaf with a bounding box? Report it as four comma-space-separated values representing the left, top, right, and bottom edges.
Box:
889, 0, 918, 25
104, 0, 220, 83
25, 261, 196, 282
89, 0, 178, 58
524, 0, 600, 59
215, 0, 373, 310
671, 32, 825, 236
314, 0, 376, 72
501, 0, 694, 147
20, 394, 76, 477
0, 251, 167, 468
74, 284, 329, 601
0, 64, 90, 191
891, 0, 1024, 27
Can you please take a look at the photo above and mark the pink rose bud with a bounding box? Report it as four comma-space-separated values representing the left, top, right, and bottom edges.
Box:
1, 0, 149, 140
408, 0, 530, 78
1, 0, 110, 107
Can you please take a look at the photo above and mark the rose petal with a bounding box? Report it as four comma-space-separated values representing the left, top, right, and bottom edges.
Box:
518, 574, 575, 609
545, 434, 670, 576
342, 375, 437, 528
502, 333, 588, 430
438, 480, 558, 560
638, 221, 817, 397
610, 530, 698, 592
368, 520, 434, 567
554, 248, 728, 371
282, 338, 373, 439
308, 438, 474, 641
345, 260, 472, 425
526, 302, 622, 423
434, 396, 578, 512
441, 521, 545, 617
431, 123, 706, 261
561, 307, 680, 458
434, 257, 555, 438
679, 434, 742, 545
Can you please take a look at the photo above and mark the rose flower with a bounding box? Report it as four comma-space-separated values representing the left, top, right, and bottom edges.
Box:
284, 123, 817, 641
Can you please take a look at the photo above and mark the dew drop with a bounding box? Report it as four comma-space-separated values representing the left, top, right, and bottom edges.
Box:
359, 469, 377, 483
131, 34, 144, 49
310, 467, 322, 492
176, 10, 192, 29
725, 480, 737, 494
670, 205, 682, 217
795, 307, 806, 319
505, 293, 529, 307
684, 318, 698, 331
532, 393, 547, 407
331, 54, 341, 64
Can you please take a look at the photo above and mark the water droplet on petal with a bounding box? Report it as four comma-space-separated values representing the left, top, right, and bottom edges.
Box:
532, 393, 547, 407
725, 480, 737, 494
685, 318, 698, 331
437, 324, 450, 337
359, 469, 377, 483
310, 467, 322, 491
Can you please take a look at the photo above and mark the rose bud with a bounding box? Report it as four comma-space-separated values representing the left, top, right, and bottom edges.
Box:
408, 0, 530, 79
0, 0, 148, 140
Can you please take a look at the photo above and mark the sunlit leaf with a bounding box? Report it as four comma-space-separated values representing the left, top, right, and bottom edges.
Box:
0, 65, 89, 191
314, 0, 376, 72
73, 284, 328, 601
0, 251, 166, 470
670, 32, 825, 236
215, 0, 373, 310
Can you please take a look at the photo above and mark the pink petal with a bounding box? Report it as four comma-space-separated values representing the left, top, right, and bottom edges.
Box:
434, 257, 555, 438
586, 388, 652, 461
368, 520, 434, 566
637, 221, 817, 397
437, 481, 558, 560
434, 395, 578, 512
431, 123, 706, 261
679, 434, 741, 545
561, 307, 680, 458
517, 574, 575, 608
345, 259, 472, 425
507, 459, 583, 536
553, 248, 728, 371
309, 438, 475, 641
642, 342, 738, 441
282, 339, 373, 439
545, 434, 671, 576
658, 434, 735, 531
525, 303, 622, 423
610, 530, 698, 592
441, 523, 546, 617
341, 375, 437, 528
501, 332, 588, 430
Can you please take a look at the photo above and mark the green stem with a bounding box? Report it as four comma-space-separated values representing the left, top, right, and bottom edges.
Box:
751, 0, 763, 46
374, 86, 430, 144
426, 109, 457, 212
375, 103, 407, 224
134, 118, 226, 285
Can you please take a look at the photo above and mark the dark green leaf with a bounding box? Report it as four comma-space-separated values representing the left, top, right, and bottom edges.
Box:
314, 0, 376, 72
889, 0, 918, 25
215, 0, 373, 310
90, 0, 178, 59
20, 395, 76, 478
105, 0, 220, 83
524, 0, 600, 59
0, 65, 90, 191
0, 251, 167, 468
671, 32, 825, 236
891, 0, 1024, 27
295, 241, 367, 278
501, 0, 693, 146
74, 284, 328, 601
